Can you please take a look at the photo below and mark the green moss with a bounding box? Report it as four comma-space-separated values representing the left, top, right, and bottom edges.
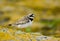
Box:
25, 27, 31, 32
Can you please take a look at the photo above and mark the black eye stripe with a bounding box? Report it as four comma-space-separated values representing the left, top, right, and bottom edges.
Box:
29, 14, 34, 17
30, 15, 34, 17
27, 14, 34, 21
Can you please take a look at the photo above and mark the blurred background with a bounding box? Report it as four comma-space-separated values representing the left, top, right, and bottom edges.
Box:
0, 0, 60, 38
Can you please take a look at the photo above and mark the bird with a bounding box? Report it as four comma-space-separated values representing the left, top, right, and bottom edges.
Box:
8, 14, 34, 28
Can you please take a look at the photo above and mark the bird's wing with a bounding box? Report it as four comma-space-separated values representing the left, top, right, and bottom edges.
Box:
14, 16, 29, 25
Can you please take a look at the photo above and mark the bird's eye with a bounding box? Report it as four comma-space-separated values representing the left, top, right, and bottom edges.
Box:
29, 14, 34, 17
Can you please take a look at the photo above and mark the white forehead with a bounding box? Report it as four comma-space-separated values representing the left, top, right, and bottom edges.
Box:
28, 13, 34, 16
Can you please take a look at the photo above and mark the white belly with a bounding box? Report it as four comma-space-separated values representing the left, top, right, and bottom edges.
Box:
17, 21, 32, 28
